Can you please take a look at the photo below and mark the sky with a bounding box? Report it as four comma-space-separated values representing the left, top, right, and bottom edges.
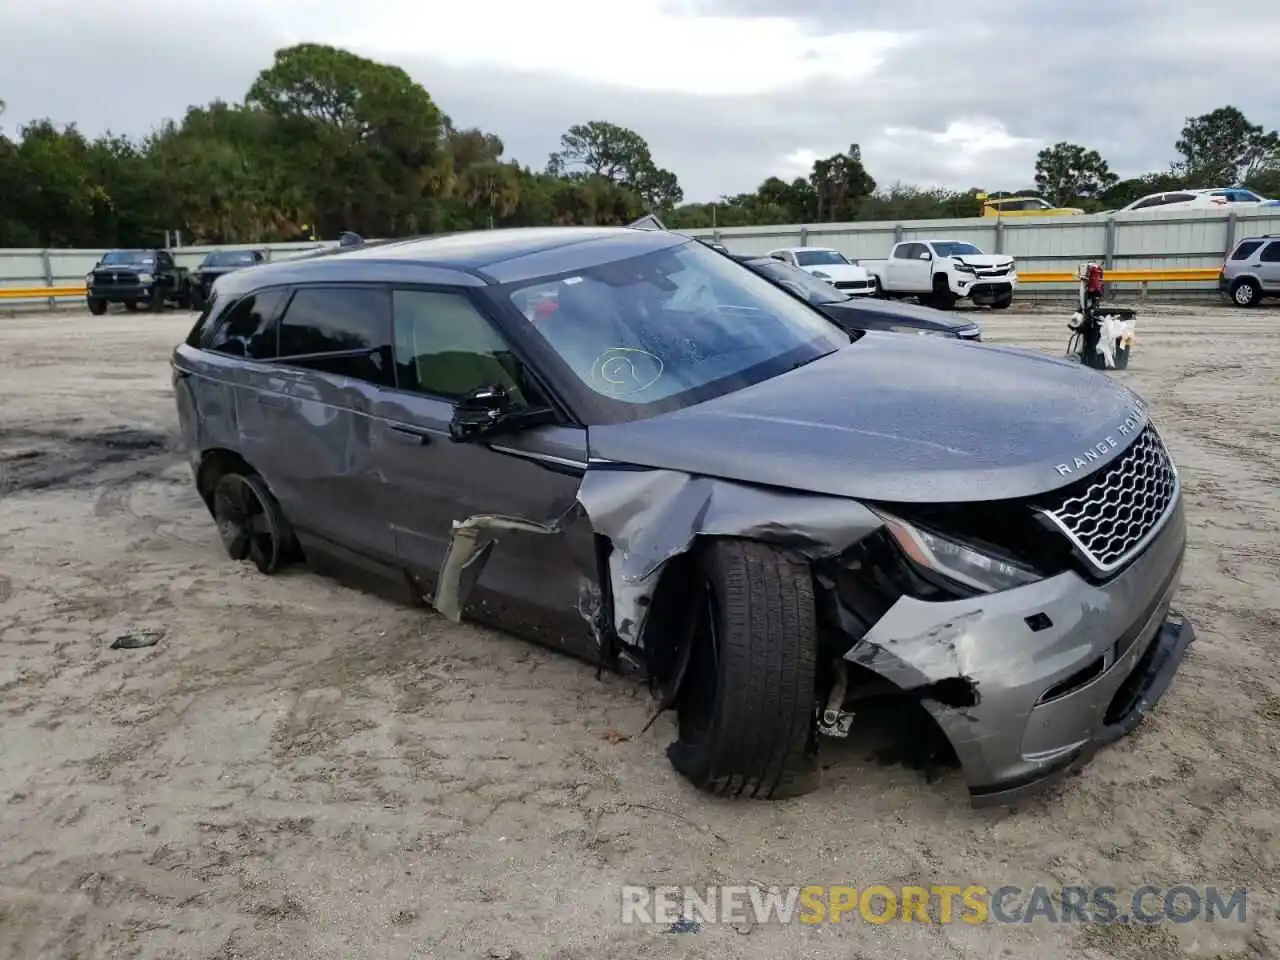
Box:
1, 0, 1279, 203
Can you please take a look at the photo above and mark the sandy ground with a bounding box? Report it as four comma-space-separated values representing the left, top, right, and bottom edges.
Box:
1, 301, 1278, 960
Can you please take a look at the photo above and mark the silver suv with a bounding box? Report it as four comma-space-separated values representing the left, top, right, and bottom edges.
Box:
1220, 234, 1280, 306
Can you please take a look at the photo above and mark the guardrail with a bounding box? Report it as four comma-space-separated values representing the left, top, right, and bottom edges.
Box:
0, 267, 1225, 303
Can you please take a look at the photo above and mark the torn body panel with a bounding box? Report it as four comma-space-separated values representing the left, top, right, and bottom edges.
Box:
574, 466, 884, 648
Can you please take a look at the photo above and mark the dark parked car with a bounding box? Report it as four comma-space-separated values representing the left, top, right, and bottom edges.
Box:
737, 255, 982, 340
86, 249, 192, 314
173, 226, 1193, 807
190, 249, 266, 310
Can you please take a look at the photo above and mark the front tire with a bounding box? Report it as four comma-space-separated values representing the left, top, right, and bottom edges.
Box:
123, 299, 138, 312
931, 275, 956, 310
86, 297, 107, 316
149, 286, 166, 312
667, 539, 819, 800
990, 295, 1012, 310
1230, 277, 1261, 307
870, 276, 887, 299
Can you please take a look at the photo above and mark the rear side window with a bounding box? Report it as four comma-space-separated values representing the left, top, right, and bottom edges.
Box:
1130, 195, 1166, 210
1231, 240, 1263, 260
1261, 242, 1280, 263
208, 288, 288, 359
1165, 193, 1195, 204
277, 285, 393, 385
185, 293, 220, 348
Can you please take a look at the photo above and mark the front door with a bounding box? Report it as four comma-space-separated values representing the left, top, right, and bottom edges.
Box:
1258, 240, 1280, 291
368, 286, 599, 657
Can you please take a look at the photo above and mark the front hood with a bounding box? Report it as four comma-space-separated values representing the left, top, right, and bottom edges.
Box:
803, 263, 868, 281
587, 332, 1149, 503
824, 298, 973, 332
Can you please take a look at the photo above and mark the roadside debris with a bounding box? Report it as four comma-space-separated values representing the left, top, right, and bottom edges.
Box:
110, 628, 164, 650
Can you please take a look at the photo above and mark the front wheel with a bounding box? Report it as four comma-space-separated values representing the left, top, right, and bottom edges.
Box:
149, 286, 166, 312
123, 299, 138, 312
931, 275, 956, 310
1230, 277, 1261, 308
667, 539, 820, 800
86, 297, 107, 316
870, 276, 887, 299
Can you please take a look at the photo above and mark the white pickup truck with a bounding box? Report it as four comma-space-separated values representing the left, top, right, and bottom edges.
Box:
859, 240, 1017, 309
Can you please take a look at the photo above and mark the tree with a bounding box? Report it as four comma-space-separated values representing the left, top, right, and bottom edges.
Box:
547, 121, 683, 210
1033, 142, 1118, 205
1175, 106, 1280, 185
810, 144, 875, 222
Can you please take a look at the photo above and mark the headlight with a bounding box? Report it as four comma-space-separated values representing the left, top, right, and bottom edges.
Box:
810, 270, 831, 280
872, 510, 1041, 594
886, 325, 950, 337
137, 273, 154, 283
952, 260, 976, 273
85, 273, 94, 285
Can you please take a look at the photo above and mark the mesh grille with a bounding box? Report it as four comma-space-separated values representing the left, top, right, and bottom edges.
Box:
1041, 425, 1178, 573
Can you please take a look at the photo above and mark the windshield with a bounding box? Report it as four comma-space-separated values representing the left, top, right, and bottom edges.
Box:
204, 251, 260, 266
503, 240, 848, 420
931, 242, 983, 257
793, 249, 849, 266
750, 259, 849, 305
100, 250, 155, 265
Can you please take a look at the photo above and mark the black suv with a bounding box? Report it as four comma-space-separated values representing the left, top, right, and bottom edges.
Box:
190, 250, 267, 310
86, 249, 192, 314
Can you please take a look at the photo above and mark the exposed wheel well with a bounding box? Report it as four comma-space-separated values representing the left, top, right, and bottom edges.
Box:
195, 448, 257, 515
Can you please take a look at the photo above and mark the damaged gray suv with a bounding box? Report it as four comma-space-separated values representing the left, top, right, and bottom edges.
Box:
172, 226, 1194, 807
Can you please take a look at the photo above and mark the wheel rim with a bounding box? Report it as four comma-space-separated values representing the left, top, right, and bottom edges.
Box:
212, 475, 279, 572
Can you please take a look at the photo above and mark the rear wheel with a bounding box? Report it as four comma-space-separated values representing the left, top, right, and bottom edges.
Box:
211, 472, 294, 575
86, 297, 107, 316
931, 275, 956, 309
667, 539, 820, 800
1230, 277, 1261, 307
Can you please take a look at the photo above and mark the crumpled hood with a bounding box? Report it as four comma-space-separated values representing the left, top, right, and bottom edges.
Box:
587, 332, 1150, 503
802, 263, 869, 281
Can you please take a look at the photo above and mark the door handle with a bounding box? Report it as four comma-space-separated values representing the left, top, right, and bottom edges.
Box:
389, 425, 433, 445
256, 393, 289, 408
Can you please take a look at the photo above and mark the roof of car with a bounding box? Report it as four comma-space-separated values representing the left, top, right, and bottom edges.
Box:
213, 226, 689, 294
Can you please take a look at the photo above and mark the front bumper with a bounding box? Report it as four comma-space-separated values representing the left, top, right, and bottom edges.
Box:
845, 495, 1192, 807
88, 283, 152, 301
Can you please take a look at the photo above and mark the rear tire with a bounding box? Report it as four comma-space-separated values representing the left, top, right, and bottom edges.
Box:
667, 539, 820, 800
86, 297, 107, 316
211, 472, 295, 575
931, 275, 956, 309
1230, 277, 1261, 307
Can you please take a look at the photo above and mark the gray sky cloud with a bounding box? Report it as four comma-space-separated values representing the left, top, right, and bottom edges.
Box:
2, 0, 1278, 202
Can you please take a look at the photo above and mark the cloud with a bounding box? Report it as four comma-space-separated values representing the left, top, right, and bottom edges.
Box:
1, 0, 1278, 203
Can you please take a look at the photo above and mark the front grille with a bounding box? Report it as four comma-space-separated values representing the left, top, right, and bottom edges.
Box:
977, 267, 1009, 277
95, 271, 138, 284
1040, 424, 1178, 575
835, 280, 870, 290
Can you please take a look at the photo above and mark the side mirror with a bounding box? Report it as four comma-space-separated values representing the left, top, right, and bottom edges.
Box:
449, 384, 512, 442
918, 251, 932, 260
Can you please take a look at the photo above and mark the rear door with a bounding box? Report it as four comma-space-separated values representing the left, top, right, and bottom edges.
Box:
260, 284, 399, 563
368, 286, 598, 653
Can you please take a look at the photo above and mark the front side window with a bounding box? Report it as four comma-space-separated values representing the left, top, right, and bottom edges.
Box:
392, 289, 544, 407
1260, 242, 1280, 263
793, 249, 850, 266
502, 239, 847, 421
208, 288, 288, 359
277, 286, 393, 385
